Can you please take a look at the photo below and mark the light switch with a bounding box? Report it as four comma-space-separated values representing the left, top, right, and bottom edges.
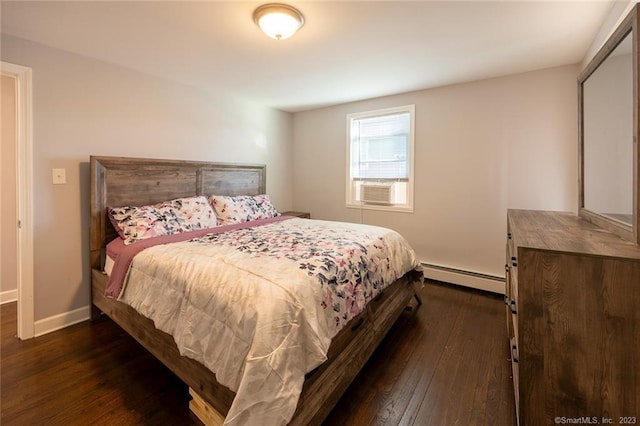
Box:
52, 168, 66, 185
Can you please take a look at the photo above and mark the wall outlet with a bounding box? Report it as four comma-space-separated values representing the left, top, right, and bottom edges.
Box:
52, 168, 66, 185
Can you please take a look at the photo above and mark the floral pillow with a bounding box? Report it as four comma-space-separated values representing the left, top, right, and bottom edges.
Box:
208, 194, 280, 226
164, 196, 218, 230
108, 195, 217, 245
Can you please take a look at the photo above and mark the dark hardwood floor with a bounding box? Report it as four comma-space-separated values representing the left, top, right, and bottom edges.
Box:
1, 281, 516, 425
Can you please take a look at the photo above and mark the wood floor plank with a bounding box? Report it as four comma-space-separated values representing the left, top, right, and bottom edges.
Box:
323, 306, 425, 424
409, 289, 515, 426
326, 281, 469, 425
396, 287, 473, 426
1, 281, 515, 425
1, 303, 200, 426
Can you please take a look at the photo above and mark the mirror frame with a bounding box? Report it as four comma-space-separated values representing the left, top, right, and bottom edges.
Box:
578, 5, 639, 244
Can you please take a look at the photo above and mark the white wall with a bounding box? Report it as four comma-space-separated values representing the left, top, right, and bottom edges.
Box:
292, 65, 579, 279
0, 34, 293, 324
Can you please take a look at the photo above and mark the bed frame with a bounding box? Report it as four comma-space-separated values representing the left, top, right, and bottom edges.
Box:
89, 155, 423, 425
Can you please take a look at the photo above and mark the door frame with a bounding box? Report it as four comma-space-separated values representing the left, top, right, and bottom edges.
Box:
2, 61, 34, 339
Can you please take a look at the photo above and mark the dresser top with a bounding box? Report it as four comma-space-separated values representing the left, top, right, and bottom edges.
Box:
508, 209, 640, 260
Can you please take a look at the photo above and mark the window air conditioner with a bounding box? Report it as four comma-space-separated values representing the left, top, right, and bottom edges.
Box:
360, 183, 394, 205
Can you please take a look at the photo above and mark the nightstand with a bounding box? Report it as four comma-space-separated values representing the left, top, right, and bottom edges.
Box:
282, 211, 311, 219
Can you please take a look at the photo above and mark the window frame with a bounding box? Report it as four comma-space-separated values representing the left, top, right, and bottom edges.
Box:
345, 104, 415, 213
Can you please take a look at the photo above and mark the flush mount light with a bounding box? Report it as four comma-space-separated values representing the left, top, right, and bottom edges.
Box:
253, 3, 305, 40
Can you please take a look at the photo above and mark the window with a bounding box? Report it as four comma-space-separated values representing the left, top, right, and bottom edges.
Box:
346, 105, 415, 212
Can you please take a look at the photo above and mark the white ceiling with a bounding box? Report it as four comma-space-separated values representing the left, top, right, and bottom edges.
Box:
1, 1, 616, 112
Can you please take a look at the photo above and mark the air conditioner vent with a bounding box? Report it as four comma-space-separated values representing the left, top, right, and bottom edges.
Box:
361, 183, 394, 204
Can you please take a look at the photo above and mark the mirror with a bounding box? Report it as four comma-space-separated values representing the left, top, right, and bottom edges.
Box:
579, 5, 639, 244
582, 33, 633, 225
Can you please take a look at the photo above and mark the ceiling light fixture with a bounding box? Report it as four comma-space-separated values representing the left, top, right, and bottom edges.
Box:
253, 3, 305, 40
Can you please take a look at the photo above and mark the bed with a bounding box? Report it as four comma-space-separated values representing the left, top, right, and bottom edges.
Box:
89, 155, 423, 425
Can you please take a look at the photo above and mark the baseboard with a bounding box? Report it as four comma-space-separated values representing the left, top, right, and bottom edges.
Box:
0, 289, 18, 305
421, 263, 505, 294
34, 305, 91, 337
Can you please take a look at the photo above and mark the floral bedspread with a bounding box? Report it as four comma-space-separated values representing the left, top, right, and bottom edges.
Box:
117, 218, 421, 425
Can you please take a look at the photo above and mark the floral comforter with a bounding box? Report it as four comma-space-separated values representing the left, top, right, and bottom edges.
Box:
114, 217, 421, 425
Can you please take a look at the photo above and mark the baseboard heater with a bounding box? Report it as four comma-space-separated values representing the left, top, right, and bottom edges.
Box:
421, 262, 505, 295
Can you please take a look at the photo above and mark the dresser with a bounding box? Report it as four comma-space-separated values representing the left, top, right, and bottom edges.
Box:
506, 209, 640, 425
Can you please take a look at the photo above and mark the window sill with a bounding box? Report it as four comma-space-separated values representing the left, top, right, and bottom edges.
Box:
346, 203, 414, 213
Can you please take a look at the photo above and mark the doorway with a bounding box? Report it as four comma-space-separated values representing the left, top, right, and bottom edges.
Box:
1, 61, 34, 339
1, 74, 18, 306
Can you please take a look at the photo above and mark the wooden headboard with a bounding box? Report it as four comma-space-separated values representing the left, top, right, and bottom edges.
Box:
89, 156, 266, 269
